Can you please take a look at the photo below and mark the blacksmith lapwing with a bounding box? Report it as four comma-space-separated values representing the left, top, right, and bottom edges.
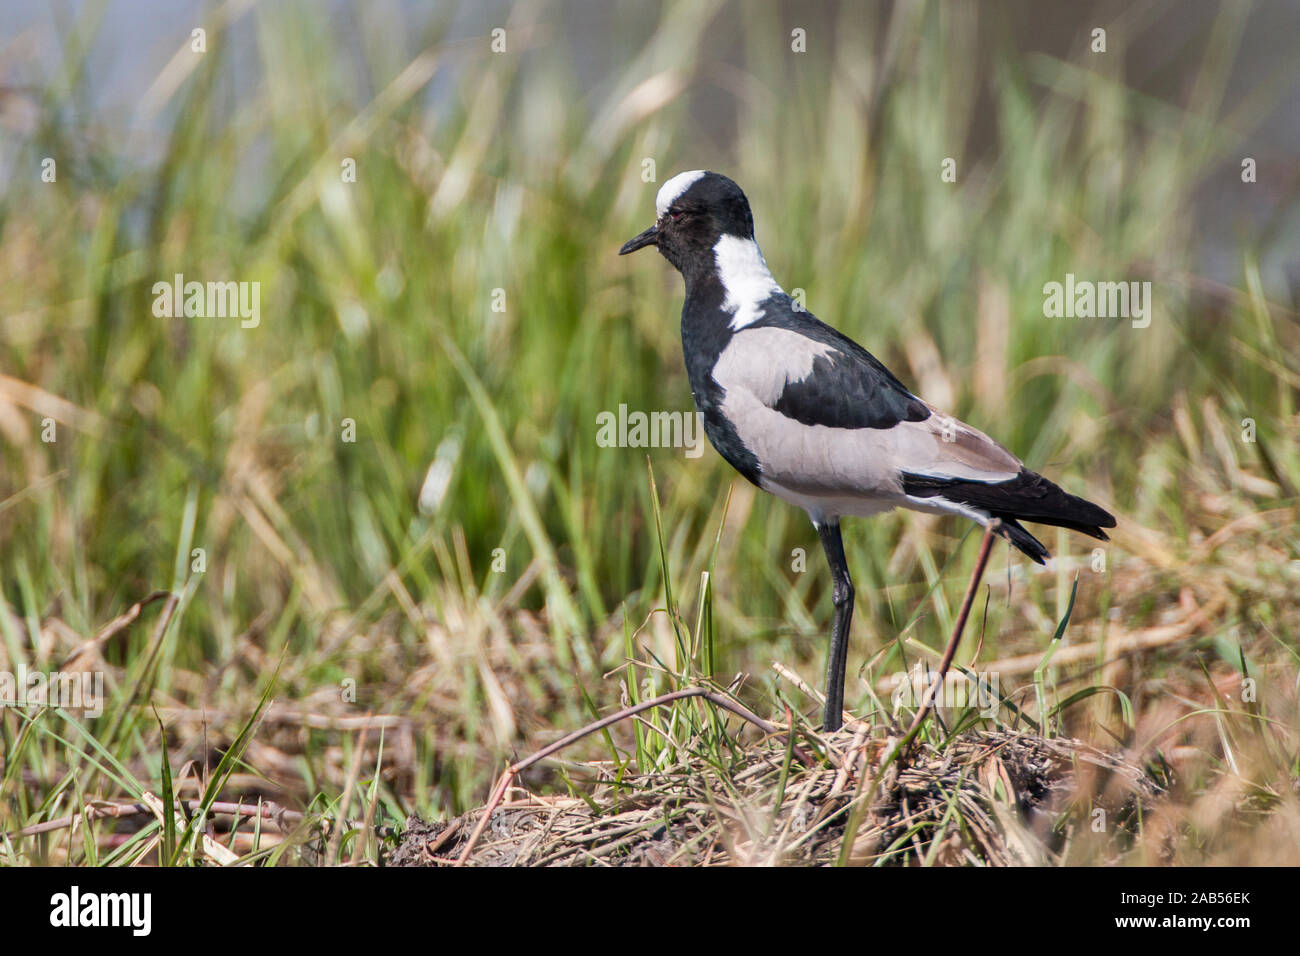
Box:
619, 170, 1117, 732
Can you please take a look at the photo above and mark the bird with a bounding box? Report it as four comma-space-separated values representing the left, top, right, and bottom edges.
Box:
619, 169, 1116, 733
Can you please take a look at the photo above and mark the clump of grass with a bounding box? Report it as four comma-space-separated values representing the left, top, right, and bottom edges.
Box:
393, 730, 1164, 867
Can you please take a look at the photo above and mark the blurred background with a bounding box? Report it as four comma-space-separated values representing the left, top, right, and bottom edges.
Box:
1, 0, 1297, 864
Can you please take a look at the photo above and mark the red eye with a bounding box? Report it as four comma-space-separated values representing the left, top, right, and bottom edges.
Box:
670, 209, 685, 222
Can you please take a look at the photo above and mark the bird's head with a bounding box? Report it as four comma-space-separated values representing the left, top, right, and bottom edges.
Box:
619, 170, 755, 279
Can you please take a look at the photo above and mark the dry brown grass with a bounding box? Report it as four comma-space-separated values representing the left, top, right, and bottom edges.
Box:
391, 728, 1164, 867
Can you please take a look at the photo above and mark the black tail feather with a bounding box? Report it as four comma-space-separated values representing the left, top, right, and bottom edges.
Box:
902, 468, 1116, 564
996, 517, 1050, 565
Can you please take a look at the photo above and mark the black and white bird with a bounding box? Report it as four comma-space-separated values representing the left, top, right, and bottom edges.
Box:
619, 170, 1116, 732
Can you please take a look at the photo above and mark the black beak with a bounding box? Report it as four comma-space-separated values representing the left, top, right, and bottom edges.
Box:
619, 224, 658, 255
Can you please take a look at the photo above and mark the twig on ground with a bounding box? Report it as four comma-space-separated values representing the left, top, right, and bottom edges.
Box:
9, 799, 311, 839
454, 686, 814, 865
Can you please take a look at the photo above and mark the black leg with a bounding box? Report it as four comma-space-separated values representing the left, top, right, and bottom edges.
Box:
815, 520, 855, 732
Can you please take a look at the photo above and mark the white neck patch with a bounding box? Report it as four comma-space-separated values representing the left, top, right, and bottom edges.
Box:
714, 235, 782, 329
656, 170, 707, 218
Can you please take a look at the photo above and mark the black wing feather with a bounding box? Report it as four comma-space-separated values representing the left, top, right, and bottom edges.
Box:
753, 302, 930, 430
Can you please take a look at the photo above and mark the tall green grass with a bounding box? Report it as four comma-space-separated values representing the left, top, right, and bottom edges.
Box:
1, 2, 1296, 862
